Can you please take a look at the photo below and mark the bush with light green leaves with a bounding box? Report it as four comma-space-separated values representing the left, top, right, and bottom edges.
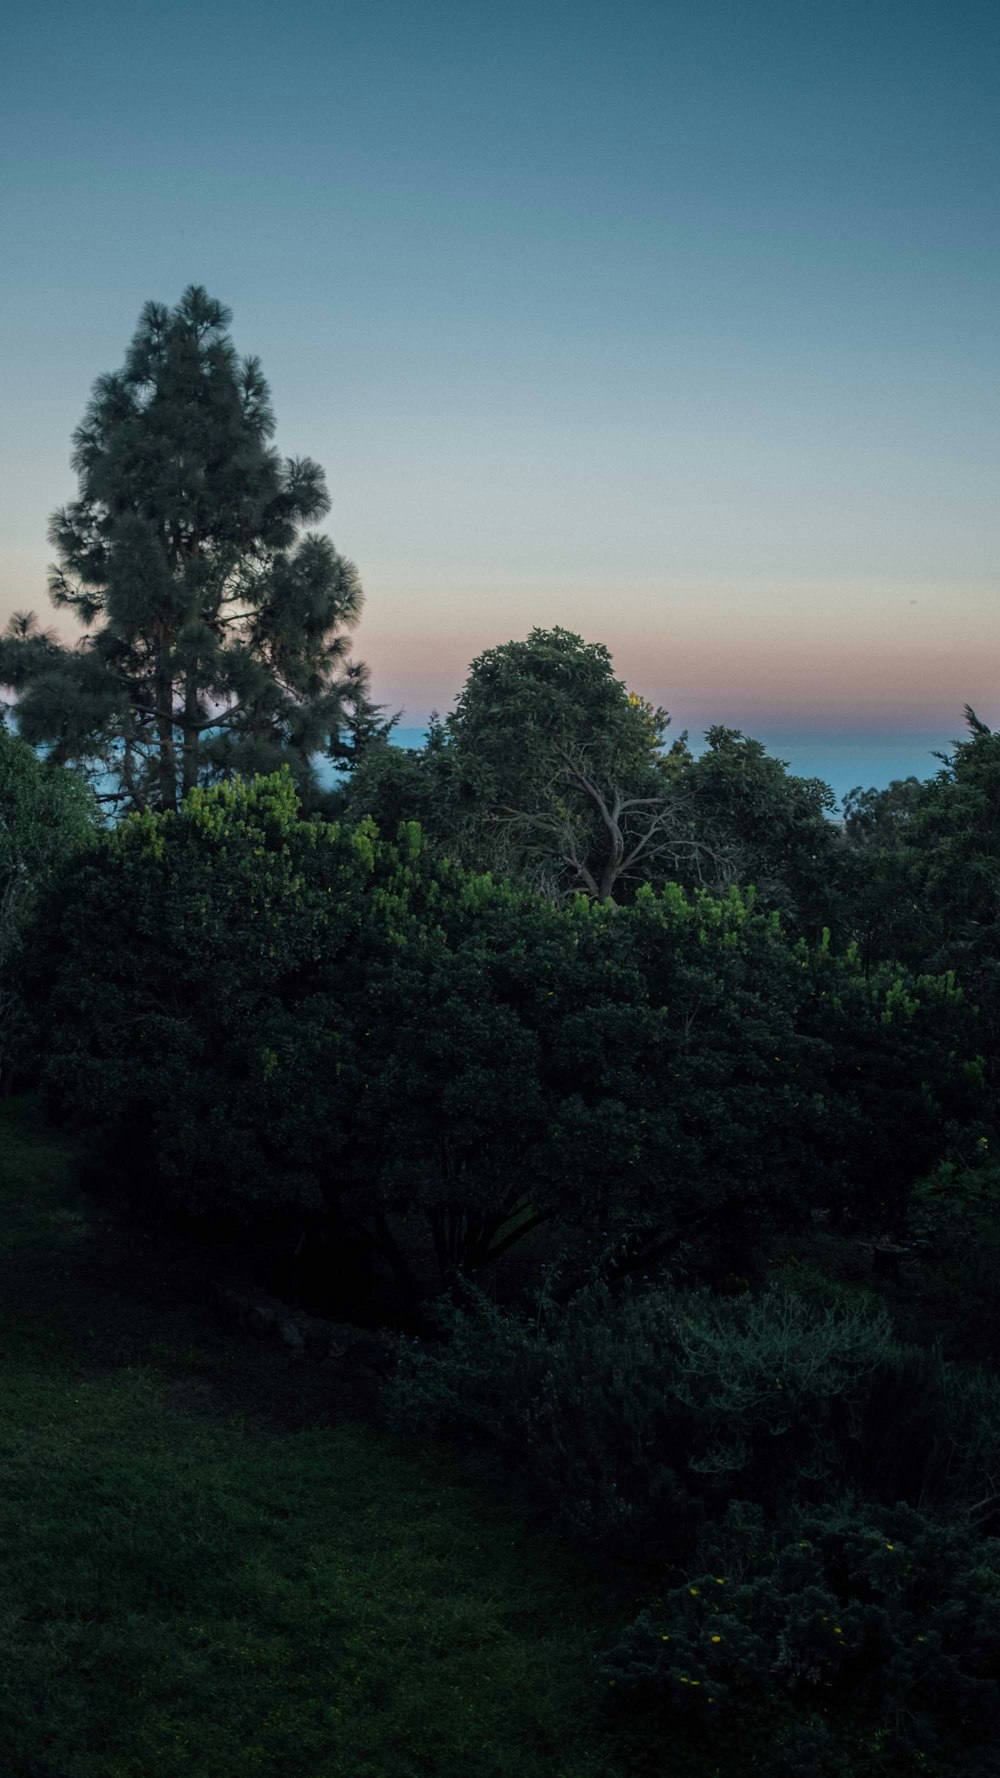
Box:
28, 769, 984, 1312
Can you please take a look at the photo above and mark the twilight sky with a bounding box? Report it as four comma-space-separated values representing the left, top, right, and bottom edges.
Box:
2, 0, 997, 734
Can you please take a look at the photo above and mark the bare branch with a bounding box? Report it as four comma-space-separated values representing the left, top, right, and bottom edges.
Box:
491, 746, 735, 902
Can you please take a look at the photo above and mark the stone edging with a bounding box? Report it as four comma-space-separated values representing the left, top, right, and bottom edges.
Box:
213, 1283, 400, 1375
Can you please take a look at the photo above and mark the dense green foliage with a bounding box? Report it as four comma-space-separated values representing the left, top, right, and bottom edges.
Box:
888, 713, 1000, 1029
392, 1282, 1000, 1773
21, 723, 997, 1772
678, 725, 841, 933
28, 771, 979, 1310
837, 712, 1000, 976
0, 724, 96, 1087
0, 288, 371, 813
346, 630, 853, 929
349, 627, 695, 901
391, 1283, 1000, 1552
605, 1501, 1000, 1776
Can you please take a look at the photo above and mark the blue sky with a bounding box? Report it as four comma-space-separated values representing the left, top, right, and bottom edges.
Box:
2, 0, 997, 735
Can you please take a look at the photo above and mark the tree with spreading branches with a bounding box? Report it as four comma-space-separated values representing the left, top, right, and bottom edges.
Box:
497, 746, 725, 903
0, 286, 371, 811
436, 627, 706, 902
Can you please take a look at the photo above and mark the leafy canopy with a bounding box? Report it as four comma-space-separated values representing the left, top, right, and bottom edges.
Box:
350, 628, 699, 902
28, 773, 979, 1307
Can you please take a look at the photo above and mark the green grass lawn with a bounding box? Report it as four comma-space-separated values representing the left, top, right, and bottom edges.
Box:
0, 1100, 639, 1778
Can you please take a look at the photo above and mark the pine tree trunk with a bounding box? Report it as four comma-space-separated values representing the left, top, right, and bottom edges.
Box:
181, 676, 200, 801
154, 640, 178, 813
180, 536, 203, 802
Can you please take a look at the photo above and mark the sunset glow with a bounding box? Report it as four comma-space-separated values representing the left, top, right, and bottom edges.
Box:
2, 0, 997, 743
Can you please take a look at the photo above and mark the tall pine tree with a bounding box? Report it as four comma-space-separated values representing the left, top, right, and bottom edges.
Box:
0, 287, 370, 811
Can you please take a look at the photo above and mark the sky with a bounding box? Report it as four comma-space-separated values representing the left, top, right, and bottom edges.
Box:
1, 0, 998, 742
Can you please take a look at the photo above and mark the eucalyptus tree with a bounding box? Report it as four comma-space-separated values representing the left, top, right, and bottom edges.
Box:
431, 627, 703, 902
0, 287, 368, 811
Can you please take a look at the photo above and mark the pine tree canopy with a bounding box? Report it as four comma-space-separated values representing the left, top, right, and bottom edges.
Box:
0, 286, 369, 812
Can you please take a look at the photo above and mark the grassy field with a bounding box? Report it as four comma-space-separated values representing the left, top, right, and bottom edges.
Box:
0, 1099, 643, 1778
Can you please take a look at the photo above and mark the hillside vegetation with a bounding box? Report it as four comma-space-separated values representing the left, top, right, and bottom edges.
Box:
5, 291, 1000, 1777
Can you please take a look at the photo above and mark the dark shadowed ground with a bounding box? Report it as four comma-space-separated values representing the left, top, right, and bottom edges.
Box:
0, 1099, 660, 1778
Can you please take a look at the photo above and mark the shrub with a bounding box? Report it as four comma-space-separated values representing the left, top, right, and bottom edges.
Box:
603, 1499, 1000, 1776
894, 1153, 1000, 1364
29, 771, 984, 1313
390, 1284, 985, 1562
28, 771, 381, 1219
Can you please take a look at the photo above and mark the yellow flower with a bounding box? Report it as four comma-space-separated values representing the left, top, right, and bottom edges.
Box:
716, 1577, 725, 1585
690, 1587, 700, 1596
886, 1543, 894, 1550
691, 1680, 701, 1686
711, 1635, 721, 1643
661, 1635, 670, 1641
834, 1627, 842, 1635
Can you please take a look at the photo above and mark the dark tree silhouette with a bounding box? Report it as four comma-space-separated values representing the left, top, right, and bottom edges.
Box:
0, 287, 370, 811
